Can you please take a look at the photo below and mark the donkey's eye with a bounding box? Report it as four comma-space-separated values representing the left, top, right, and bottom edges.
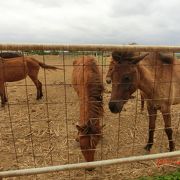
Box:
122, 75, 131, 82
122, 75, 132, 90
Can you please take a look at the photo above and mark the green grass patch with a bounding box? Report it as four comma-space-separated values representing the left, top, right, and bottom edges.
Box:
138, 169, 180, 180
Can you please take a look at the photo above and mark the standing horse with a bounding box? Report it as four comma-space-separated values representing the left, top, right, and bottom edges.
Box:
0, 56, 61, 106
108, 51, 177, 152
72, 56, 104, 168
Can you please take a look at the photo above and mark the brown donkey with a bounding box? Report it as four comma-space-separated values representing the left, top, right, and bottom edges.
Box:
0, 56, 61, 106
72, 56, 104, 169
108, 51, 177, 152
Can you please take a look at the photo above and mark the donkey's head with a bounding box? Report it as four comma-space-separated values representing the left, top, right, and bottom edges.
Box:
108, 51, 149, 113
76, 120, 103, 170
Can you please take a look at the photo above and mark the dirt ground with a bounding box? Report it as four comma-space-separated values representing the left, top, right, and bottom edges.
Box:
0, 54, 180, 180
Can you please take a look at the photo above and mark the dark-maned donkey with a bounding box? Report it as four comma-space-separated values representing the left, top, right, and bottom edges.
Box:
108, 51, 178, 152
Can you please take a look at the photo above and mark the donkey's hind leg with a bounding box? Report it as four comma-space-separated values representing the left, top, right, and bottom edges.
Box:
34, 79, 43, 100
0, 83, 6, 107
161, 108, 175, 152
38, 80, 43, 99
29, 75, 43, 100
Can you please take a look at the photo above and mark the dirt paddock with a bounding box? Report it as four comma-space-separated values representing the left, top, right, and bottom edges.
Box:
0, 54, 180, 180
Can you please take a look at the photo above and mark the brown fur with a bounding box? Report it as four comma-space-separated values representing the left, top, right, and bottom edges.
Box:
108, 51, 177, 152
72, 56, 104, 165
0, 56, 61, 106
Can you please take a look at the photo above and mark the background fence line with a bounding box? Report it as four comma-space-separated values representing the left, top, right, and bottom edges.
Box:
1, 44, 180, 52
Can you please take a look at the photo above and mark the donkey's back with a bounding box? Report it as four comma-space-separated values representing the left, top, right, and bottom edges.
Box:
140, 53, 180, 105
72, 56, 102, 96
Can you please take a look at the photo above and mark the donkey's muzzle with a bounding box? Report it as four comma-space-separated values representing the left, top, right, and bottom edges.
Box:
109, 101, 123, 113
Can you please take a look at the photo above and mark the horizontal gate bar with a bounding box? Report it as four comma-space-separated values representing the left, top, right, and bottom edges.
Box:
0, 150, 180, 178
1, 44, 180, 52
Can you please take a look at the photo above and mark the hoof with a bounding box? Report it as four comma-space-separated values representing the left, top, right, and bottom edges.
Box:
75, 138, 79, 142
144, 144, 152, 152
169, 148, 175, 152
169, 142, 175, 152
36, 96, 43, 100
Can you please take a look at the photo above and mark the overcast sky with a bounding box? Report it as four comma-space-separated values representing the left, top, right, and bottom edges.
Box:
0, 0, 180, 45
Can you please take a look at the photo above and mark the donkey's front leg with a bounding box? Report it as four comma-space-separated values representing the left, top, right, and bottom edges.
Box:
144, 104, 157, 151
3, 87, 7, 102
161, 108, 175, 151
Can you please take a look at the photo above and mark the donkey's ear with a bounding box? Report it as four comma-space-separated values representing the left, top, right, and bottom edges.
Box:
76, 125, 84, 132
131, 53, 149, 64
112, 51, 122, 62
159, 53, 173, 64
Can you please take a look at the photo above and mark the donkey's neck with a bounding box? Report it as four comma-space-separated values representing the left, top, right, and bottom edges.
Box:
79, 96, 102, 126
137, 64, 155, 99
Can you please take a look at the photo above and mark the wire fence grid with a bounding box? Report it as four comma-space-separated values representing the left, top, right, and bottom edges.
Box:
0, 44, 180, 180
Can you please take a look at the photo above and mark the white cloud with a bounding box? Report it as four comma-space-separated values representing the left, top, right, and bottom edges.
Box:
0, 0, 180, 45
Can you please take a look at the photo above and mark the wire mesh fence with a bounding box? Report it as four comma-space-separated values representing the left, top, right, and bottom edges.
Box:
0, 44, 180, 179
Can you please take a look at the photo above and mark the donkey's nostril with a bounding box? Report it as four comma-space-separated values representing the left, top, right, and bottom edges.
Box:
108, 101, 114, 110
109, 101, 121, 113
106, 77, 111, 84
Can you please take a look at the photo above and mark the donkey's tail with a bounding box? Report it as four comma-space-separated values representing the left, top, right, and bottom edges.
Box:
31, 58, 63, 70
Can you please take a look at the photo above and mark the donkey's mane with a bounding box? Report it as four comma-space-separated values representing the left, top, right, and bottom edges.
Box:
112, 51, 175, 65
0, 52, 22, 59
112, 51, 135, 58
158, 53, 174, 64
112, 51, 143, 64
86, 58, 104, 123
112, 51, 135, 63
72, 56, 104, 134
